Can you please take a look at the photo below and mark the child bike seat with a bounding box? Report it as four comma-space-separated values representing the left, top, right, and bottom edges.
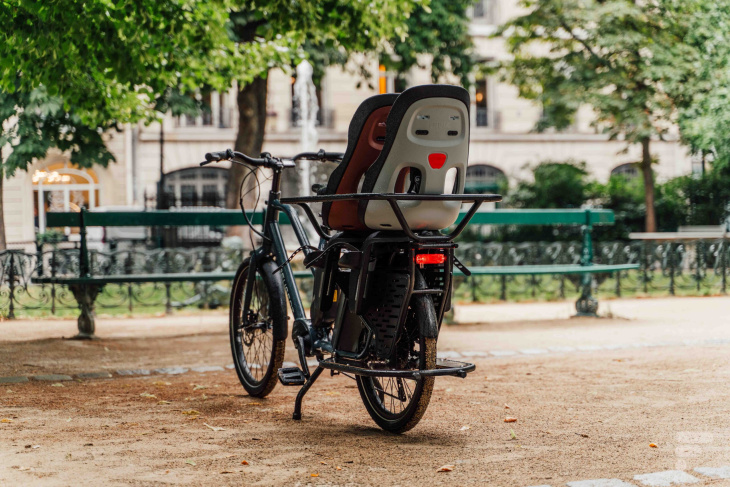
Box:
321, 93, 398, 231
358, 85, 470, 231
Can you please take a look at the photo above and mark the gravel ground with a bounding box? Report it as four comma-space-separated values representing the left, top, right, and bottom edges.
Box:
2, 297, 730, 486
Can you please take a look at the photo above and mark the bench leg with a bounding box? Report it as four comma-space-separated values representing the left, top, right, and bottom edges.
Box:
68, 284, 102, 339
575, 274, 598, 317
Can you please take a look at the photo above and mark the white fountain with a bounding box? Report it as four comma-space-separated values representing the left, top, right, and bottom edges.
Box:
293, 60, 319, 198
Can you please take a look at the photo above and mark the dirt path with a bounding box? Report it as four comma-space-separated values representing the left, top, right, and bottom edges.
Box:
2, 299, 730, 486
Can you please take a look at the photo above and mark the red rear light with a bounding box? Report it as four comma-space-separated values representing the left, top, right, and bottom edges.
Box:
415, 253, 446, 265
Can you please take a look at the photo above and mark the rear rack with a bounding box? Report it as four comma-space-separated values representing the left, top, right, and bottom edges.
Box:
278, 193, 502, 243
318, 356, 476, 379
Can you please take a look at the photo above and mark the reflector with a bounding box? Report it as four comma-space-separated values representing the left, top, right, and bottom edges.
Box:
415, 253, 446, 265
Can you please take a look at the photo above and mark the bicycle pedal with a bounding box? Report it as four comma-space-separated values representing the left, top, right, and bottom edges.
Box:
277, 367, 307, 386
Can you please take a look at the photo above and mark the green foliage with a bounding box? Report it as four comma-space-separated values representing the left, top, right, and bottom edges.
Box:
2, 0, 417, 127
508, 161, 589, 209
384, 0, 475, 87
0, 87, 115, 177
496, 0, 711, 144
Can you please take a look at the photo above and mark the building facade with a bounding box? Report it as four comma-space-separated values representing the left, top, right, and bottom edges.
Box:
3, 0, 692, 248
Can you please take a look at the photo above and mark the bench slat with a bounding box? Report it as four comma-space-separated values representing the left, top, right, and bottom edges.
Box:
456, 263, 639, 276
32, 270, 313, 285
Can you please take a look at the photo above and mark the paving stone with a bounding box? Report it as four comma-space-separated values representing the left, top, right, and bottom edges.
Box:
225, 364, 235, 369
519, 348, 548, 355
490, 350, 517, 357
548, 346, 576, 353
33, 374, 73, 381
116, 369, 151, 376
282, 361, 298, 368
0, 376, 29, 384
154, 367, 189, 375
694, 466, 730, 479
460, 351, 489, 357
190, 366, 224, 373
76, 372, 112, 379
567, 479, 635, 487
437, 351, 462, 359
634, 470, 700, 486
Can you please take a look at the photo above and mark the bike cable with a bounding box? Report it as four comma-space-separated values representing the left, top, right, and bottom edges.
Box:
239, 162, 272, 247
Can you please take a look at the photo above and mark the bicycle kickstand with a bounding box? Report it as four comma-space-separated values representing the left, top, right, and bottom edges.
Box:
293, 365, 324, 421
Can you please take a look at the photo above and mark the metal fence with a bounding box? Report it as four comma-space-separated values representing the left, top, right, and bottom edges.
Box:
1, 239, 727, 318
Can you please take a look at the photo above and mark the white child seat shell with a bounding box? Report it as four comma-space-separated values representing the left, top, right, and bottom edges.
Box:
358, 85, 470, 231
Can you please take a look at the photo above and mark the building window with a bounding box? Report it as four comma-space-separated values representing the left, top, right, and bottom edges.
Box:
465, 164, 505, 193
159, 167, 227, 209
175, 91, 233, 129
471, 0, 497, 24
611, 163, 640, 179
32, 163, 100, 233
475, 78, 489, 127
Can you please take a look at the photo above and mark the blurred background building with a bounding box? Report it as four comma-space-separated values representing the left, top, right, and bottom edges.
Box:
3, 0, 691, 249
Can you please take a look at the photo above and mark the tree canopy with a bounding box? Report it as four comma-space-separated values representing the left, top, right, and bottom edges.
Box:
495, 0, 727, 231
1, 0, 416, 126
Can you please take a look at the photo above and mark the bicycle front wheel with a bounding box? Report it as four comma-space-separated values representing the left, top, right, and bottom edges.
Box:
229, 258, 287, 397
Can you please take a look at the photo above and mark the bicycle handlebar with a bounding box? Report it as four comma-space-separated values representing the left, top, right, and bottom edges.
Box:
200, 148, 343, 168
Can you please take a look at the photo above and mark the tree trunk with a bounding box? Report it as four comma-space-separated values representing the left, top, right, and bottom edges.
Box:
640, 137, 657, 233
0, 148, 6, 250
226, 76, 268, 210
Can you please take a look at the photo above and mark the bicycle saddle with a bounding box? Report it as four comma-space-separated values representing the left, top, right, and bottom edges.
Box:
358, 84, 470, 231
321, 93, 398, 231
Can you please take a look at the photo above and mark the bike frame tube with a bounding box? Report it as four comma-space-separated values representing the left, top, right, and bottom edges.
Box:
265, 200, 317, 324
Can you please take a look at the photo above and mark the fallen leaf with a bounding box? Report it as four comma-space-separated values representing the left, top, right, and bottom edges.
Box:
247, 402, 261, 406
311, 473, 319, 477
504, 417, 517, 423
460, 426, 470, 431
185, 460, 196, 466
193, 384, 208, 391
1, 418, 12, 423
325, 391, 340, 396
336, 466, 342, 471
140, 392, 157, 399
158, 400, 171, 405
182, 410, 200, 416
504, 404, 510, 409
51, 383, 64, 388
510, 429, 517, 440
153, 381, 171, 386
241, 460, 249, 465
32, 445, 40, 449
18, 466, 30, 471
437, 465, 454, 472
320, 461, 327, 465
649, 443, 657, 448
220, 470, 234, 474
204, 423, 225, 432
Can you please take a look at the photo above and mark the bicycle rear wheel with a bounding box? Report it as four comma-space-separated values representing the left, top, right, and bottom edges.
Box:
356, 290, 437, 433
229, 258, 286, 397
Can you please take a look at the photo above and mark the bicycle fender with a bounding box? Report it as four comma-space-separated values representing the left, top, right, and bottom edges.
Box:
413, 269, 439, 339
259, 259, 289, 342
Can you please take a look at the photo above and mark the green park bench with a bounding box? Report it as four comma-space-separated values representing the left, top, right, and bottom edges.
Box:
452, 209, 639, 316
34, 207, 636, 338
34, 209, 308, 338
